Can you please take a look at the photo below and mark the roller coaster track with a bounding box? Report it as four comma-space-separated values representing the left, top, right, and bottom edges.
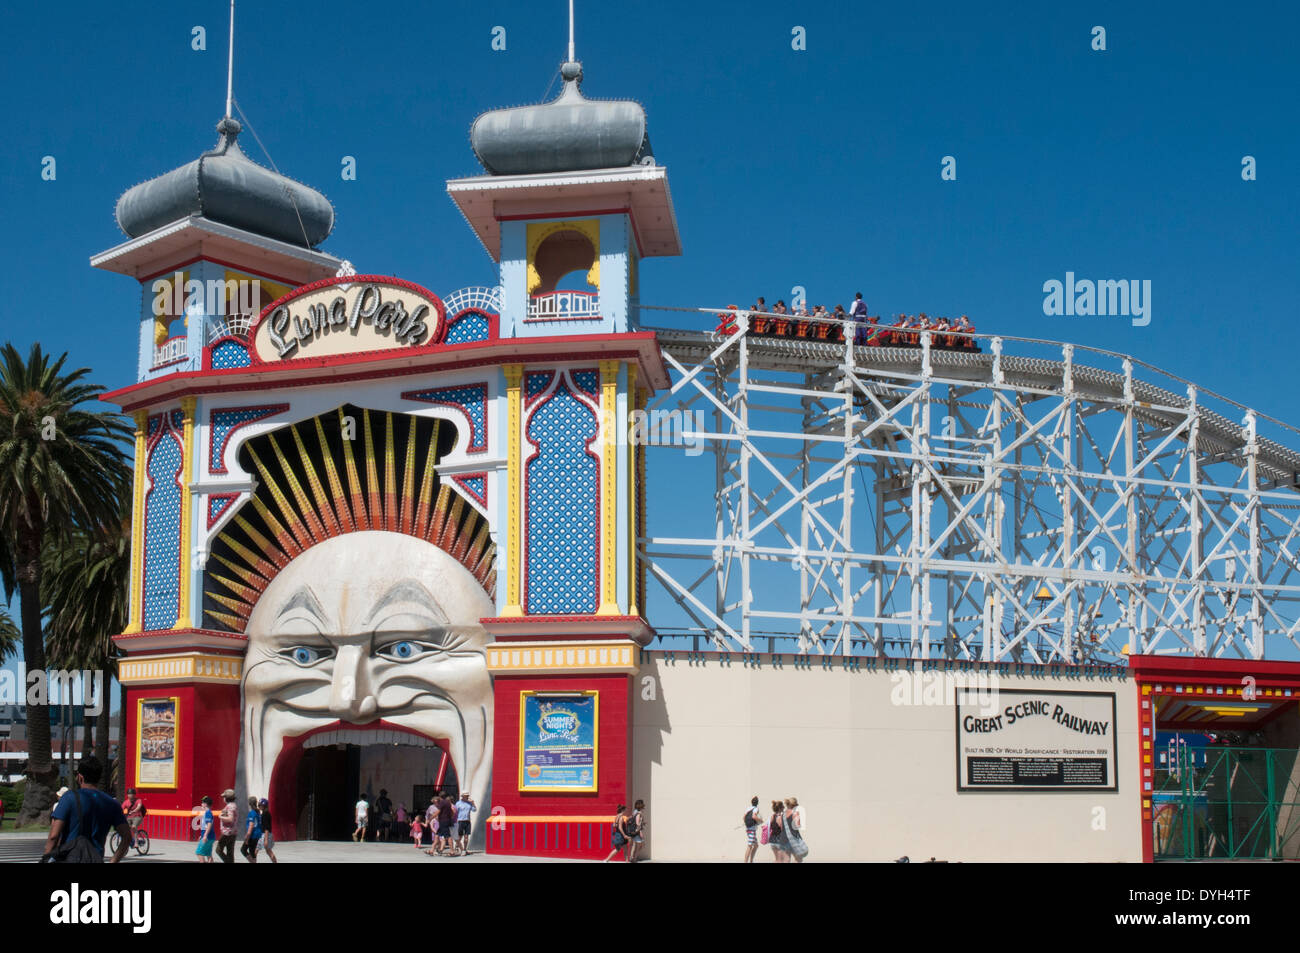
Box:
640, 319, 1300, 664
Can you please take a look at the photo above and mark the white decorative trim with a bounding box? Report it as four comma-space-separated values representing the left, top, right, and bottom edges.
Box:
90, 215, 342, 270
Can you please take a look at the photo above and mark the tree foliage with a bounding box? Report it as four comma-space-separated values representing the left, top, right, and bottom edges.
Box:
0, 342, 131, 824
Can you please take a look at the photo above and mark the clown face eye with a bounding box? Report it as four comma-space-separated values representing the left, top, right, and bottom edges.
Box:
375, 639, 440, 662
281, 645, 333, 666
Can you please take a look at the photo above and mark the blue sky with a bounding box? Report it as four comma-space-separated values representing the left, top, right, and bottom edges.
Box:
2, 1, 1298, 684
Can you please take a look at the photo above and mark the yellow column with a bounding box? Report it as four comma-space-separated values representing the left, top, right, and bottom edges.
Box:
626, 365, 639, 618
123, 410, 148, 634
502, 365, 524, 617
637, 393, 647, 617
174, 397, 196, 630
597, 360, 621, 616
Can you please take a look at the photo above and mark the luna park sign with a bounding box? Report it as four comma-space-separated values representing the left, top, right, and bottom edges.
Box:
251, 276, 447, 363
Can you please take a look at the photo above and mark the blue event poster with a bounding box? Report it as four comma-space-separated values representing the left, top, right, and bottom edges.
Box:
520, 692, 598, 791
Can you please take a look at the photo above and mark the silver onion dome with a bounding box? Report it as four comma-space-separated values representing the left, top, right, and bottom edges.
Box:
115, 117, 335, 248
470, 61, 654, 175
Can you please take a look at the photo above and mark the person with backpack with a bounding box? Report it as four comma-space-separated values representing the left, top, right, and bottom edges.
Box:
601, 804, 631, 862
41, 756, 131, 864
743, 796, 763, 863
195, 795, 217, 863
626, 799, 646, 862
240, 795, 262, 862
767, 800, 790, 863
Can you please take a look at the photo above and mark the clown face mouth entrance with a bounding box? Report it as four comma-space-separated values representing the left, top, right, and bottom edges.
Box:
208, 406, 497, 844
294, 729, 459, 842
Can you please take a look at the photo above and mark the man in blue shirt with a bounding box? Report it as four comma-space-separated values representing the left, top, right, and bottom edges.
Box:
42, 756, 131, 863
453, 792, 476, 856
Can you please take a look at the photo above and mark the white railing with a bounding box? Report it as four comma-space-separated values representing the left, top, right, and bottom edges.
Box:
152, 336, 188, 367
444, 285, 503, 317
527, 291, 600, 321
207, 312, 254, 343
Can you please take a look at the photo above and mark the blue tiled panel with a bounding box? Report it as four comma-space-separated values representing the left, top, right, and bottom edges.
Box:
142, 424, 184, 630
444, 311, 491, 344
525, 378, 598, 614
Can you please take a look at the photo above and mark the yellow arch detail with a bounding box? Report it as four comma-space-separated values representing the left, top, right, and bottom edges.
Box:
525, 219, 600, 295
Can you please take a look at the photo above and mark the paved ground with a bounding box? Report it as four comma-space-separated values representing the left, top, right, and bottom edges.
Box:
0, 833, 595, 863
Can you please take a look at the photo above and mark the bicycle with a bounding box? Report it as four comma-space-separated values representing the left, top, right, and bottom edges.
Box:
109, 824, 151, 857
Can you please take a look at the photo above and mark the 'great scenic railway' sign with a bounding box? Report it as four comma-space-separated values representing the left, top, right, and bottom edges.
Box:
251, 276, 447, 363
956, 690, 1118, 791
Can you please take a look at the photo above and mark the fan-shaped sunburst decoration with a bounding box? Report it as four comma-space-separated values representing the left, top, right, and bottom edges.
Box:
204, 404, 495, 632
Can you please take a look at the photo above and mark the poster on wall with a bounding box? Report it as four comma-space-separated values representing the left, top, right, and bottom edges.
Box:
956, 690, 1117, 791
519, 691, 598, 792
136, 697, 179, 788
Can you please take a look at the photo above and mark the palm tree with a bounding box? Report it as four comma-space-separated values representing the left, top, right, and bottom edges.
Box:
43, 498, 130, 790
0, 343, 130, 825
0, 606, 17, 661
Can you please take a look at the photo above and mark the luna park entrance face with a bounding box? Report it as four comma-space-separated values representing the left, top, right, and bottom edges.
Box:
297, 742, 458, 841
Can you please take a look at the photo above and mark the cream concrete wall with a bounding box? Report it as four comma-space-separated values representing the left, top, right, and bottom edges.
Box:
632, 655, 1140, 862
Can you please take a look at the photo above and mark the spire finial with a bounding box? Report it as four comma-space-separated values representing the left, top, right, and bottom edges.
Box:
568, 0, 575, 62
225, 0, 236, 119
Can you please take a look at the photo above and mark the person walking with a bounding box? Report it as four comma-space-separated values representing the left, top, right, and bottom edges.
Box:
453, 792, 476, 856
437, 793, 456, 854
626, 799, 646, 862
767, 800, 789, 863
410, 812, 426, 849
217, 789, 239, 864
431, 795, 447, 847
195, 796, 217, 863
41, 756, 131, 864
394, 802, 408, 842
784, 796, 809, 862
743, 796, 763, 863
257, 798, 278, 863
602, 804, 631, 862
374, 788, 393, 842
353, 792, 369, 842
240, 795, 262, 862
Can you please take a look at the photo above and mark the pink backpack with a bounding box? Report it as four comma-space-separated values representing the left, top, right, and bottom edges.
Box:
760, 822, 771, 845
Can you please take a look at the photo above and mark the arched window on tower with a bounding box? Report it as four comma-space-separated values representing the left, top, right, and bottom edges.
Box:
526, 221, 601, 322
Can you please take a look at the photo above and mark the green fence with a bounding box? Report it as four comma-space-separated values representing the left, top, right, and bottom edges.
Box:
1153, 745, 1300, 860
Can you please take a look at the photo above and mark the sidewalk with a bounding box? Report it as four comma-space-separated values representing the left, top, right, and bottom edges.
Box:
0, 833, 594, 863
